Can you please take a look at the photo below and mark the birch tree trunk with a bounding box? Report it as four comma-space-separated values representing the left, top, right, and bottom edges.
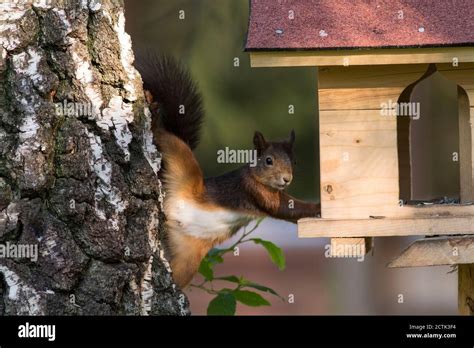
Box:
0, 0, 189, 315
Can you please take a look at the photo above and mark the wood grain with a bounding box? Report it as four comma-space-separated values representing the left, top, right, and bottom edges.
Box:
459, 264, 474, 315
250, 47, 474, 68
298, 216, 474, 238
388, 236, 474, 267
330, 237, 373, 258
319, 109, 399, 219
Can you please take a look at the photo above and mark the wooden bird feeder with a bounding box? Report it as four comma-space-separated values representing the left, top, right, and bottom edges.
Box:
246, 0, 474, 315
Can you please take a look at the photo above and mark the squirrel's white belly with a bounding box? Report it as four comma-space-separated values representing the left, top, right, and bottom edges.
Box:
165, 198, 254, 240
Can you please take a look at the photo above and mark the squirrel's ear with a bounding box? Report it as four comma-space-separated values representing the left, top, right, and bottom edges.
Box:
288, 129, 296, 145
253, 131, 268, 155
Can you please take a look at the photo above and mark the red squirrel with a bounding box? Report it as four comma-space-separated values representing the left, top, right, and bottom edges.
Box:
136, 54, 321, 288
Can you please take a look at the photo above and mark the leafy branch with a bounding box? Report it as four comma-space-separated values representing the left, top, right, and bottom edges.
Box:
189, 218, 286, 315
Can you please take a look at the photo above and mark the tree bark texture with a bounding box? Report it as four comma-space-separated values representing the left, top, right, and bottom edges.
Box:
0, 0, 189, 315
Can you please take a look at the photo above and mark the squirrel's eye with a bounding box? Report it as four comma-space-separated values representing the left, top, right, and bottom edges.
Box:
265, 156, 273, 166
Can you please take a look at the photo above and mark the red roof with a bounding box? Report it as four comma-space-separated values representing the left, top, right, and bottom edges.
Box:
246, 0, 474, 51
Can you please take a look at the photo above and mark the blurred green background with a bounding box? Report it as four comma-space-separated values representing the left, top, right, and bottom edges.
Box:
126, 0, 319, 199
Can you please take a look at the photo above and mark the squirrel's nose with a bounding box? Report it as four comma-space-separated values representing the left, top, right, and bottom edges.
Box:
282, 175, 292, 184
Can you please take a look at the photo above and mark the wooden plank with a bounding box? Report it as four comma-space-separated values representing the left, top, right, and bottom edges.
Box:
439, 67, 474, 84
319, 87, 404, 111
328, 203, 474, 219
298, 216, 474, 238
320, 113, 397, 133
319, 109, 399, 219
318, 64, 474, 89
317, 67, 421, 219
322, 204, 474, 221
459, 264, 474, 315
250, 47, 474, 68
438, 69, 474, 107
318, 64, 430, 89
317, 65, 474, 107
388, 236, 474, 267
330, 237, 373, 258
318, 66, 419, 208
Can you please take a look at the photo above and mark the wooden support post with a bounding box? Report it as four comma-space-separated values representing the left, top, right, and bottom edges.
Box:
458, 264, 474, 315
330, 237, 373, 258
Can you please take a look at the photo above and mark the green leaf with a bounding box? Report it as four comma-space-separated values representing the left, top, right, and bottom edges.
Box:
251, 238, 286, 270
233, 290, 270, 307
198, 259, 214, 281
207, 248, 224, 264
207, 293, 236, 316
216, 276, 281, 299
242, 281, 281, 298
208, 254, 224, 265
215, 275, 240, 284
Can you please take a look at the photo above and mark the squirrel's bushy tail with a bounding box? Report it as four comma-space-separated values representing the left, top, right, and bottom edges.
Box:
135, 52, 204, 150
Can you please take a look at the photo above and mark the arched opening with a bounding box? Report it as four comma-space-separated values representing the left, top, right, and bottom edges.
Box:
398, 64, 472, 204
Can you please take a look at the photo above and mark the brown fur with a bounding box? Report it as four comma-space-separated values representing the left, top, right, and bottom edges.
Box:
166, 232, 214, 287
156, 128, 320, 288
155, 129, 204, 200
139, 55, 319, 288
